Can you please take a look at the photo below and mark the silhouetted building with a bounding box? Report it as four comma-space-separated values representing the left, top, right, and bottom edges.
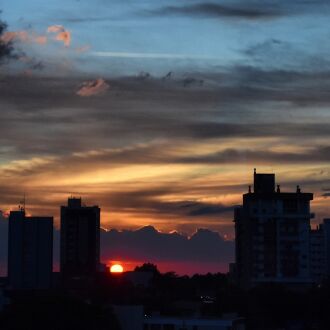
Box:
144, 315, 245, 330
113, 305, 245, 330
323, 219, 330, 278
234, 169, 314, 289
309, 219, 330, 282
0, 288, 10, 311
60, 198, 100, 279
310, 224, 326, 283
8, 210, 53, 289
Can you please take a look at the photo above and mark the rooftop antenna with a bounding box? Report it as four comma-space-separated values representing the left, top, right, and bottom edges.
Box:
18, 192, 26, 212
23, 192, 26, 212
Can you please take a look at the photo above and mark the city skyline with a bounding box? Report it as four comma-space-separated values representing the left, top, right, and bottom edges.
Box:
0, 170, 328, 277
0, 196, 235, 276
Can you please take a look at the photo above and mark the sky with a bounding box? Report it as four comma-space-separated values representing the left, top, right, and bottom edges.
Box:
1, 0, 330, 274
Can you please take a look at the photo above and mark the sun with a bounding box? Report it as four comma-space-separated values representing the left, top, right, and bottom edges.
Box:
110, 264, 124, 273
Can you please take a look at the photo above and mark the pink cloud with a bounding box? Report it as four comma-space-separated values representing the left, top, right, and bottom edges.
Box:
76, 78, 110, 97
0, 31, 29, 43
47, 25, 71, 47
0, 30, 48, 45
1, 25, 76, 50
47, 25, 64, 33
55, 31, 71, 47
34, 36, 47, 45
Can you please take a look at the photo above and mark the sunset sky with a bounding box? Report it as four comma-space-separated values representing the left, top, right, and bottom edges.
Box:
1, 0, 330, 274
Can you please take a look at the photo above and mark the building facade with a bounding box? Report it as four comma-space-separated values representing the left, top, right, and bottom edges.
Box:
60, 198, 100, 279
309, 219, 330, 283
234, 170, 314, 289
113, 305, 245, 330
310, 224, 326, 283
323, 219, 330, 278
8, 210, 53, 289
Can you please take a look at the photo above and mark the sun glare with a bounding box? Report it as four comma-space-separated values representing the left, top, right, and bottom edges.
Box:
110, 264, 124, 273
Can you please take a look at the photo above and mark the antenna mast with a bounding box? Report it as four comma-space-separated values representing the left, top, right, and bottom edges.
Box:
23, 192, 26, 212
19, 192, 26, 212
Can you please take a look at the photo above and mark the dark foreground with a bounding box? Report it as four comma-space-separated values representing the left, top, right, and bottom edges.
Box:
1, 267, 330, 330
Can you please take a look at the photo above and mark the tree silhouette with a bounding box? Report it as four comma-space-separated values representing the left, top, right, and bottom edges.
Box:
134, 263, 160, 275
0, 13, 13, 63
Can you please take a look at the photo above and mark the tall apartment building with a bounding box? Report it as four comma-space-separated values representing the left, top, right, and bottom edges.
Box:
8, 210, 53, 289
234, 170, 313, 289
60, 198, 100, 279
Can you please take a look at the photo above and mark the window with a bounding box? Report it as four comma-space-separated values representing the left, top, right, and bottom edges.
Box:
283, 200, 298, 213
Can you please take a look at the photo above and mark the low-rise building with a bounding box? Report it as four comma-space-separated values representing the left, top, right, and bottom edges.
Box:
112, 305, 245, 330
144, 315, 245, 330
310, 225, 326, 283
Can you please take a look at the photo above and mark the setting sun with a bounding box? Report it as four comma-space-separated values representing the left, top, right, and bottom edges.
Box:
110, 264, 124, 273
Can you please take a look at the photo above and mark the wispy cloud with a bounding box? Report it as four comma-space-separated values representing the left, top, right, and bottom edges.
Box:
146, 2, 283, 20
76, 78, 109, 97
146, 1, 330, 21
92, 51, 220, 61
1, 63, 330, 232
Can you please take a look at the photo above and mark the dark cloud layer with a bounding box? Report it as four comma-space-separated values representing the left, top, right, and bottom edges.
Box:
102, 225, 234, 264
149, 0, 330, 21
1, 47, 330, 236
177, 147, 330, 165
0, 215, 234, 275
148, 2, 282, 20
1, 64, 330, 160
98, 191, 237, 218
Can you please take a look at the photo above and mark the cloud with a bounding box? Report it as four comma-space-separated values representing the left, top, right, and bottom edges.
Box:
146, 0, 330, 21
1, 67, 330, 233
47, 26, 64, 34
1, 69, 330, 161
34, 35, 47, 45
99, 190, 236, 218
0, 213, 233, 276
47, 25, 71, 47
0, 30, 48, 45
242, 38, 330, 72
0, 23, 77, 75
0, 31, 28, 43
147, 3, 282, 20
1, 25, 71, 48
93, 51, 218, 60
176, 147, 330, 165
101, 225, 234, 266
0, 25, 73, 52
76, 78, 110, 97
